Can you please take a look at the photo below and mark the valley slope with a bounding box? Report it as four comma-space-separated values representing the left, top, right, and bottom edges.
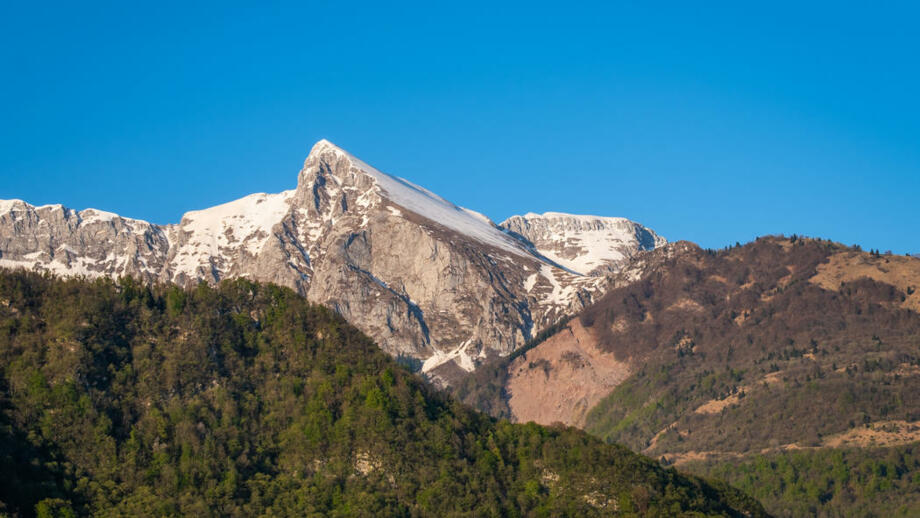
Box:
451, 237, 920, 516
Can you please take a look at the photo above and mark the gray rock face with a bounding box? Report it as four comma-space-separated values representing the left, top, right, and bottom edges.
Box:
0, 140, 665, 381
0, 202, 170, 281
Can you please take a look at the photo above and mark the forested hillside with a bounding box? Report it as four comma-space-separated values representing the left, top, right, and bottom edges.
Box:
686, 444, 920, 517
0, 270, 764, 517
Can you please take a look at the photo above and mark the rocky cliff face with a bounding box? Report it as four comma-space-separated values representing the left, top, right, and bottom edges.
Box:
0, 140, 665, 381
0, 201, 171, 281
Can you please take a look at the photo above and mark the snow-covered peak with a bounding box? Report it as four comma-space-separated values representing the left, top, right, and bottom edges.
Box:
502, 212, 666, 275
178, 191, 294, 231
171, 190, 295, 278
309, 138, 344, 155
518, 211, 649, 229
302, 139, 536, 258
517, 213, 639, 243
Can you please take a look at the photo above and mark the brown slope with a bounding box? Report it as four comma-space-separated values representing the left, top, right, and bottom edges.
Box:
447, 236, 920, 517
505, 317, 631, 427
811, 249, 920, 312
460, 236, 920, 459
580, 237, 920, 459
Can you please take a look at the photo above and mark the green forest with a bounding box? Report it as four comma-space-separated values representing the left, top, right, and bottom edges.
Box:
687, 445, 920, 517
0, 270, 764, 517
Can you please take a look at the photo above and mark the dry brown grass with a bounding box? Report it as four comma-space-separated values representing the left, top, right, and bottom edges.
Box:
822, 420, 920, 448
811, 251, 920, 312
694, 393, 743, 415
661, 421, 920, 466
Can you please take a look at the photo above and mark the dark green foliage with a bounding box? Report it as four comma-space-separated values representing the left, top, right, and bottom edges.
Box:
687, 445, 920, 517
0, 271, 764, 517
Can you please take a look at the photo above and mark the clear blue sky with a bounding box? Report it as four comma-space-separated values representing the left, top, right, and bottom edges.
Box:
2, 2, 918, 253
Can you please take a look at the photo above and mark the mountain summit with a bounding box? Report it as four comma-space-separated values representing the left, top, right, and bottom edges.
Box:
0, 140, 664, 380
501, 212, 666, 276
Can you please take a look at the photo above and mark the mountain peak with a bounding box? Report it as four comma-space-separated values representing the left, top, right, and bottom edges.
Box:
297, 141, 537, 259
308, 138, 347, 157
301, 139, 363, 173
502, 211, 666, 275
301, 138, 382, 187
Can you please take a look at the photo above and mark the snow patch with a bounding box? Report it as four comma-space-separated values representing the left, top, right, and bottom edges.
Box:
80, 208, 121, 224
524, 272, 538, 292
422, 339, 477, 373
0, 256, 105, 278
540, 264, 576, 306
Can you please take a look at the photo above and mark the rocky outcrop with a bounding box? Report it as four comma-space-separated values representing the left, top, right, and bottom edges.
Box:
0, 140, 665, 381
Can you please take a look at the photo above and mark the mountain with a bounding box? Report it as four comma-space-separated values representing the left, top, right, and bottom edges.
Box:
501, 212, 667, 276
0, 270, 766, 517
450, 236, 920, 516
0, 140, 664, 382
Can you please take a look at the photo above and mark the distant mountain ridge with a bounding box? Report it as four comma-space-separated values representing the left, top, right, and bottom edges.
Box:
502, 212, 667, 276
0, 140, 664, 379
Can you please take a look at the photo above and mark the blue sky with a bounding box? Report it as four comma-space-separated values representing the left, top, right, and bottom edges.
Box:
1, 2, 918, 252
